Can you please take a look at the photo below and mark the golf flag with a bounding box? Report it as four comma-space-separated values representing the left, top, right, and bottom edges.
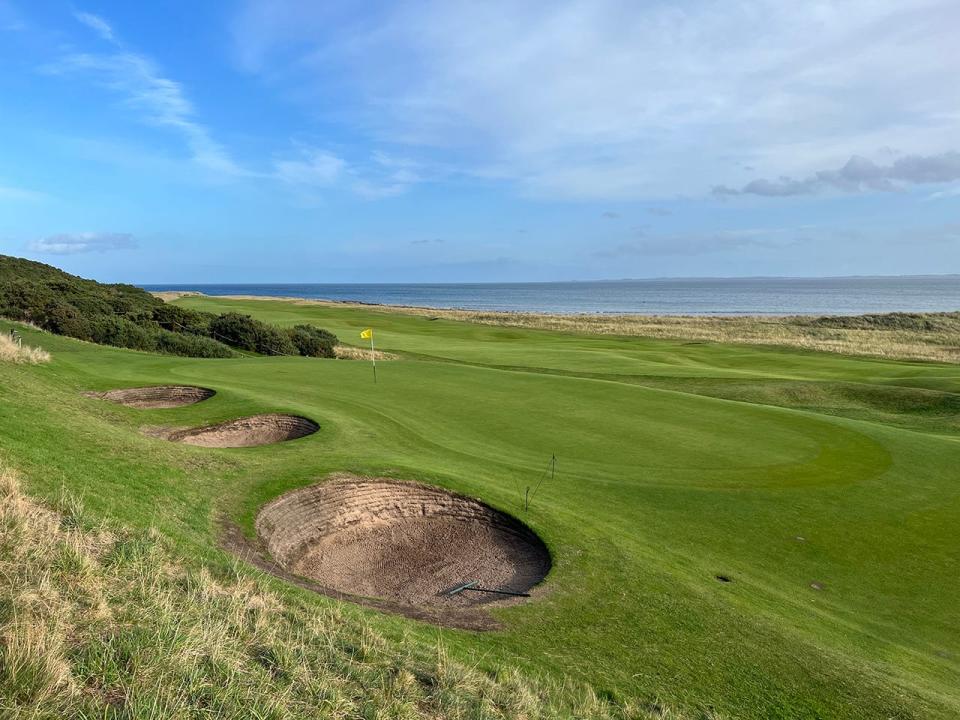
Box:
361, 328, 377, 383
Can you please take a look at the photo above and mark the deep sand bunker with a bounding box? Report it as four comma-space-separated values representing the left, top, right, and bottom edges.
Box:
87, 385, 215, 409
163, 414, 319, 448
255, 476, 550, 609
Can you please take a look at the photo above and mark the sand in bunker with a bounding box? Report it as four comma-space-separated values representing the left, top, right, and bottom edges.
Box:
256, 477, 550, 607
86, 385, 214, 409
165, 414, 319, 448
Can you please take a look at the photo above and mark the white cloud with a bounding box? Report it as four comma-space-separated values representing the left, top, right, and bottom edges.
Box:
271, 145, 424, 199
927, 185, 960, 200
0, 0, 23, 32
233, 0, 960, 200
29, 232, 136, 255
74, 11, 115, 43
274, 148, 345, 186
47, 18, 246, 178
0, 184, 46, 202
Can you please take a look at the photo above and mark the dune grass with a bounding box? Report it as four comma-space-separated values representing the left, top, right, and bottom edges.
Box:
0, 331, 50, 364
1, 303, 959, 719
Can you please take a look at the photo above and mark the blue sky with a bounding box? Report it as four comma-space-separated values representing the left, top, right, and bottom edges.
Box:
0, 1, 958, 283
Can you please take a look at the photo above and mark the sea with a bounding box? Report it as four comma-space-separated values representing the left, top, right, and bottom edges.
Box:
142, 276, 960, 316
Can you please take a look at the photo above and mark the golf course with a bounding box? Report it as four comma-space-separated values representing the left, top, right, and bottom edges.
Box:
2, 293, 959, 719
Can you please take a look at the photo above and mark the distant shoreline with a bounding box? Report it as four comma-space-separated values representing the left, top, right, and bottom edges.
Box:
152, 290, 807, 318
144, 276, 960, 317
157, 290, 960, 364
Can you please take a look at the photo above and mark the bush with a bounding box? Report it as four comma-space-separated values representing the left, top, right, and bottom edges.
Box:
37, 301, 95, 341
87, 316, 159, 351
210, 313, 297, 356
152, 304, 214, 336
286, 324, 338, 358
155, 331, 235, 358
254, 325, 297, 356
209, 313, 259, 352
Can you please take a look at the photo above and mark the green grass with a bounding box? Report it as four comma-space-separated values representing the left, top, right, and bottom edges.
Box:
1, 296, 959, 719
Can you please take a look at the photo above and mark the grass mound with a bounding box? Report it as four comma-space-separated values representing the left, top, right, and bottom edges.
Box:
0, 332, 49, 365
0, 464, 673, 719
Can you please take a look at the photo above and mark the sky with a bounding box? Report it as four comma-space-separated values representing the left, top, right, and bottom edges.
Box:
0, 0, 958, 283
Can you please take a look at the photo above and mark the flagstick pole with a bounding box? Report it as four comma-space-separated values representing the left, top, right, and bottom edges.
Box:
370, 335, 377, 384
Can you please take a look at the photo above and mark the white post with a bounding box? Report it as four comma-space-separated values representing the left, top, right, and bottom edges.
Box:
370, 335, 377, 384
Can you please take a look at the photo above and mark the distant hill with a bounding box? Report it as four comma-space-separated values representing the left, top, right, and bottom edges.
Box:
0, 255, 336, 358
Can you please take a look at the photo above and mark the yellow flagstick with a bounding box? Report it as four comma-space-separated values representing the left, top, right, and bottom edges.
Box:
360, 328, 376, 383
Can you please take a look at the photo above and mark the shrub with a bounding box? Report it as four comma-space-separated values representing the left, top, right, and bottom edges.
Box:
87, 316, 159, 351
253, 324, 297, 356
287, 324, 338, 358
37, 301, 94, 341
210, 313, 297, 356
209, 312, 259, 351
152, 303, 214, 336
155, 331, 235, 358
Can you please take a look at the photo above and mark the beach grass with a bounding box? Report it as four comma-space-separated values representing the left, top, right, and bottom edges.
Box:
0, 331, 50, 365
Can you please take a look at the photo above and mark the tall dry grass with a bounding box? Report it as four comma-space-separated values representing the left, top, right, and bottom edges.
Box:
334, 344, 399, 361
0, 462, 697, 719
0, 332, 50, 364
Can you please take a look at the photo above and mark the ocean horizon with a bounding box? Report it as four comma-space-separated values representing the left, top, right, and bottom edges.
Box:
142, 275, 960, 316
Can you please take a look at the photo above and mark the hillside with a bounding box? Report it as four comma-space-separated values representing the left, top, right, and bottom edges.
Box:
0, 255, 336, 359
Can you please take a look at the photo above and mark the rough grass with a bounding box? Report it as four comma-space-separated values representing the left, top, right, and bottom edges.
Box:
334, 344, 399, 361
0, 464, 687, 720
172, 294, 960, 363
365, 308, 960, 363
0, 332, 50, 364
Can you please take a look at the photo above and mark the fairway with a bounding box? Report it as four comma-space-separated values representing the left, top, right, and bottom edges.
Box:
2, 297, 959, 719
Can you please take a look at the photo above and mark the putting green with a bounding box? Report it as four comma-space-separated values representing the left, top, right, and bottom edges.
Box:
1, 298, 958, 719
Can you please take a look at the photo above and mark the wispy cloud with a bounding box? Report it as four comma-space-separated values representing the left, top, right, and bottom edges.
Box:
271, 145, 424, 199
0, 184, 47, 202
73, 11, 115, 43
29, 232, 136, 255
43, 11, 246, 178
233, 0, 960, 201
50, 9, 429, 200
927, 185, 960, 200
714, 152, 960, 198
274, 148, 345, 187
0, 0, 24, 32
